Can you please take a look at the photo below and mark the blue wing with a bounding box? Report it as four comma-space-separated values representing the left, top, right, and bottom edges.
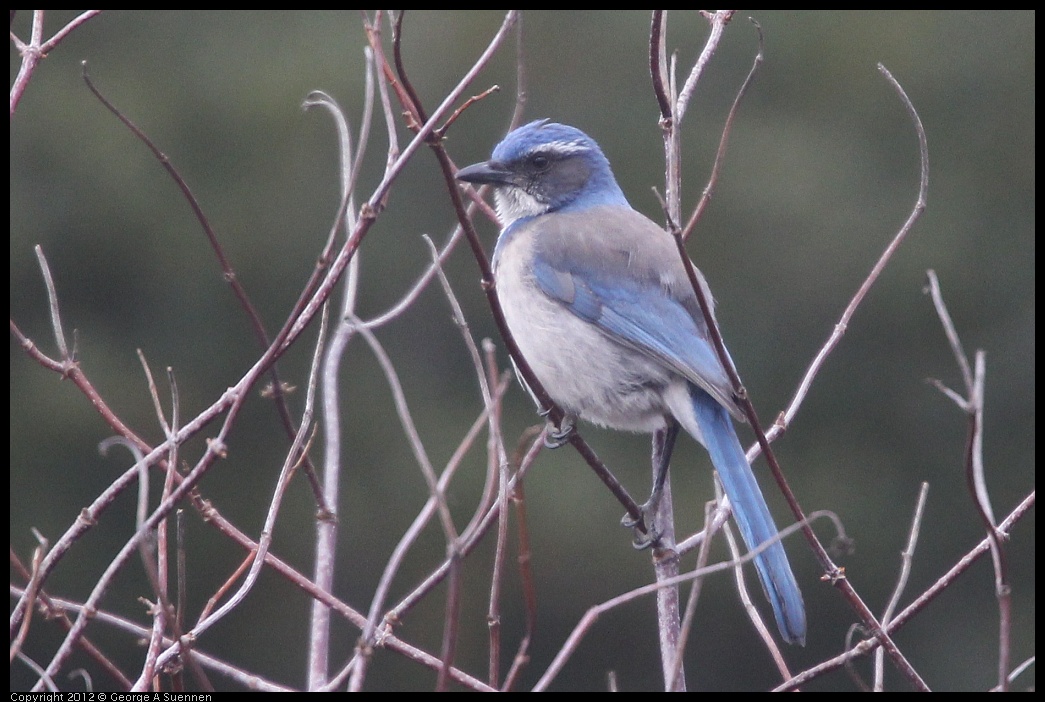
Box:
529, 205, 739, 416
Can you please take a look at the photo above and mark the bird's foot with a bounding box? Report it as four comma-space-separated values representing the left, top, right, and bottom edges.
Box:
622, 496, 663, 550
542, 414, 575, 449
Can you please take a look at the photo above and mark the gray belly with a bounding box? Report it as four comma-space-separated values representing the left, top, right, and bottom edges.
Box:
496, 247, 673, 433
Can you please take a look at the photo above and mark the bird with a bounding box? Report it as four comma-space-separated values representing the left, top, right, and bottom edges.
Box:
455, 119, 806, 645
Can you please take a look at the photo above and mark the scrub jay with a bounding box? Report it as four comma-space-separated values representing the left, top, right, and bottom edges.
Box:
456, 119, 806, 645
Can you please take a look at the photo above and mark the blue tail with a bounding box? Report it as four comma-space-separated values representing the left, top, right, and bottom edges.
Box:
689, 387, 806, 645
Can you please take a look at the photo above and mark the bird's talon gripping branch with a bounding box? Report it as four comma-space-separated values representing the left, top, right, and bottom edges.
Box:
543, 415, 575, 449
623, 510, 661, 550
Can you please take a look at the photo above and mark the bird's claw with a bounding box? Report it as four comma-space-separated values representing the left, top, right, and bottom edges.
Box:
622, 498, 663, 549
542, 415, 575, 449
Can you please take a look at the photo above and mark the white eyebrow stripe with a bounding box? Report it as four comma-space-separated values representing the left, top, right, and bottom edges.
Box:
532, 139, 588, 155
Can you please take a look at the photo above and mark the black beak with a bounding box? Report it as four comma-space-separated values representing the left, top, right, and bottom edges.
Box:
455, 160, 512, 186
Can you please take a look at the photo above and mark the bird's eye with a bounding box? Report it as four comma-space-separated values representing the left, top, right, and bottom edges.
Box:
530, 153, 550, 170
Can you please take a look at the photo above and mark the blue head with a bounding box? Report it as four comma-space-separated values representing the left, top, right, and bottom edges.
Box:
456, 120, 629, 225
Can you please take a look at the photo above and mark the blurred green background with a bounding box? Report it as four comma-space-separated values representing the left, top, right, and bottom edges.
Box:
11, 10, 1034, 691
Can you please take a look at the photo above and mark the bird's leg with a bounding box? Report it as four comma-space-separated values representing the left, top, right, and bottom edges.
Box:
539, 407, 575, 449
623, 420, 679, 549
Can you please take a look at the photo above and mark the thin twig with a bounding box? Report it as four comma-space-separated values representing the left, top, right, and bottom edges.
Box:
874, 482, 930, 690
10, 10, 103, 117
